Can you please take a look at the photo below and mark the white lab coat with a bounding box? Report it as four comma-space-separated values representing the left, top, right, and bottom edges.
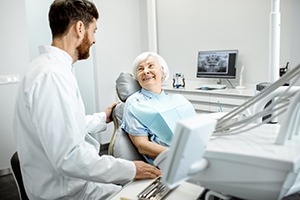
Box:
13, 46, 136, 200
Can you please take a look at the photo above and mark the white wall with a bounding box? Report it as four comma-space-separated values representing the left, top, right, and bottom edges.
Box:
93, 0, 149, 143
290, 0, 300, 85
25, 0, 52, 60
156, 0, 299, 86
0, 0, 30, 172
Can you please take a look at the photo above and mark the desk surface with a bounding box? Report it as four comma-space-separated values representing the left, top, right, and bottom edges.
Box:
163, 85, 256, 97
110, 179, 204, 200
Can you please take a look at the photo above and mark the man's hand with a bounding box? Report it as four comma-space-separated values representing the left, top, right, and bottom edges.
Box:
105, 102, 118, 123
133, 161, 162, 180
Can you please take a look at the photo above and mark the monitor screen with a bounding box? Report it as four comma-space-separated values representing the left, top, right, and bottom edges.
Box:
161, 115, 217, 189
197, 50, 238, 79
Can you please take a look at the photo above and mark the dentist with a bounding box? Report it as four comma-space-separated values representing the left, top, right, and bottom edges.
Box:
13, 0, 160, 199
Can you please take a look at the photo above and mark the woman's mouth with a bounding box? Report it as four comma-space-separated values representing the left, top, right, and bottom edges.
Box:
143, 76, 154, 81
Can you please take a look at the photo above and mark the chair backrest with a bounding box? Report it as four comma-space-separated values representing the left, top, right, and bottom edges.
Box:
108, 72, 144, 161
10, 152, 29, 200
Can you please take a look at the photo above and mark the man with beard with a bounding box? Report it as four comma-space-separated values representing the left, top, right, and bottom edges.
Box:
13, 0, 161, 199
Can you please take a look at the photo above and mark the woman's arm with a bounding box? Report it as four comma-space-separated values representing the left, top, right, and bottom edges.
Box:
128, 134, 168, 159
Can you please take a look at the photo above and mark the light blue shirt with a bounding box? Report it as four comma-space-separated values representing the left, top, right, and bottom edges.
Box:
121, 88, 196, 164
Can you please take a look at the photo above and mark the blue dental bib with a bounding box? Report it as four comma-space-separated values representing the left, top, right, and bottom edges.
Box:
128, 94, 196, 145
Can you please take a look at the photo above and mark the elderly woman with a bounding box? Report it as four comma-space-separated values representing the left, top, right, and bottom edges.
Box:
121, 52, 196, 165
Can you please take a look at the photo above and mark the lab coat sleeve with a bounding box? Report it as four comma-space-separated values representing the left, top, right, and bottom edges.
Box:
29, 71, 136, 184
85, 112, 107, 133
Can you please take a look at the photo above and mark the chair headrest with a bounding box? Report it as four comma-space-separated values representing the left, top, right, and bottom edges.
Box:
116, 72, 141, 102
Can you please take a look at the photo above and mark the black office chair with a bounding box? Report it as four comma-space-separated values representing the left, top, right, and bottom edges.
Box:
10, 152, 29, 200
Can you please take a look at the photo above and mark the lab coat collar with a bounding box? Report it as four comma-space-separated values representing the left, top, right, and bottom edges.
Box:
39, 45, 73, 69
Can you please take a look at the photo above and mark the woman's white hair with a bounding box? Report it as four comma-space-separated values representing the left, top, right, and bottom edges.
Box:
132, 52, 170, 83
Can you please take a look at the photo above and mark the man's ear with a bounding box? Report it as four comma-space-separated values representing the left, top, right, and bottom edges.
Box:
75, 21, 85, 39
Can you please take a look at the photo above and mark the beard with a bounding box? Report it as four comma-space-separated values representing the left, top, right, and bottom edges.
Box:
77, 32, 91, 60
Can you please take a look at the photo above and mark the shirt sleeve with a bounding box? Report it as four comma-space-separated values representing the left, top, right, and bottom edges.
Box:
85, 112, 107, 133
121, 96, 149, 136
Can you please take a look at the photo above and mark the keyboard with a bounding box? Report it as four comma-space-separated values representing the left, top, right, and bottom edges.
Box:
137, 177, 172, 200
197, 84, 227, 90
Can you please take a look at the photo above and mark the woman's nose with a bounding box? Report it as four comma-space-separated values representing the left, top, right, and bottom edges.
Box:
143, 68, 150, 74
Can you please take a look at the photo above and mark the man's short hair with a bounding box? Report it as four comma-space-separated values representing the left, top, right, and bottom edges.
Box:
48, 0, 99, 39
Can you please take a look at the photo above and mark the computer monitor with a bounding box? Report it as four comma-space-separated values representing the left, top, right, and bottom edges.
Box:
161, 115, 217, 189
197, 50, 238, 80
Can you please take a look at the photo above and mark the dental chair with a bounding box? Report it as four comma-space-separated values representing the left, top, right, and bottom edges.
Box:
108, 72, 144, 161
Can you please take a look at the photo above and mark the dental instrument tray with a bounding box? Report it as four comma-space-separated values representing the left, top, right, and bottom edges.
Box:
137, 176, 173, 200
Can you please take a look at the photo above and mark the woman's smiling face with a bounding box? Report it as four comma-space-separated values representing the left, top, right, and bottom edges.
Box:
136, 56, 163, 94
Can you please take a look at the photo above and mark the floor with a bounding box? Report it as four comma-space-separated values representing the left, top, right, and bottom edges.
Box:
0, 174, 19, 200
1, 143, 300, 200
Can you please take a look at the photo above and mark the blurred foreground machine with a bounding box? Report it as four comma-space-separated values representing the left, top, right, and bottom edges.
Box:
190, 64, 300, 200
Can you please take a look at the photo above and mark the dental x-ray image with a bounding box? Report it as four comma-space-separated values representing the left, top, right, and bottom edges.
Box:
198, 53, 229, 73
